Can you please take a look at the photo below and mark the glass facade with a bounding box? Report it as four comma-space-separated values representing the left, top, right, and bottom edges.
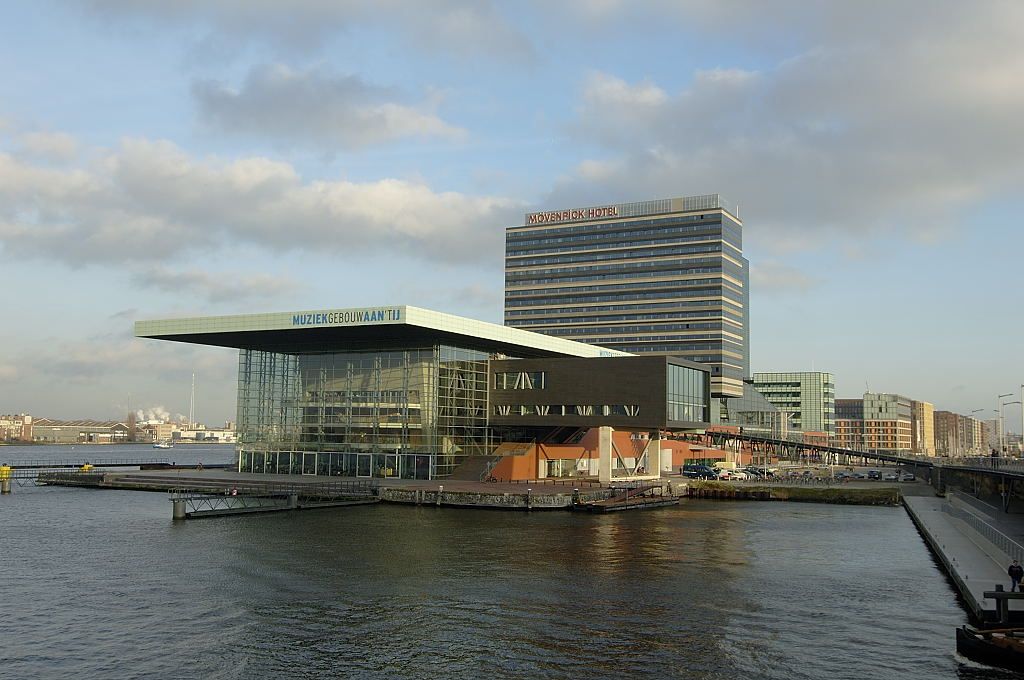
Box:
751, 372, 835, 435
667, 363, 707, 423
718, 381, 791, 438
505, 195, 748, 398
236, 345, 493, 479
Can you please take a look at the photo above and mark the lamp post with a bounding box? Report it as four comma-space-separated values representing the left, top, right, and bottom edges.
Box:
998, 394, 1013, 455
1002, 400, 1022, 457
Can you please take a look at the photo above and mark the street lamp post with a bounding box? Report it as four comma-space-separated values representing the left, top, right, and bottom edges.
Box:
1002, 400, 1022, 457
998, 394, 1013, 455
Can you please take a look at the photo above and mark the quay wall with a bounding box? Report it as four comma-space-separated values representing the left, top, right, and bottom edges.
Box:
378, 486, 611, 509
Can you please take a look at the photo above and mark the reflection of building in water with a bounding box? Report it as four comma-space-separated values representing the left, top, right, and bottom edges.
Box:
137, 305, 712, 481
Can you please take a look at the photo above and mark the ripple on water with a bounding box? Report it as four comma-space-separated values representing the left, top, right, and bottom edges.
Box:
2, 493, 1012, 679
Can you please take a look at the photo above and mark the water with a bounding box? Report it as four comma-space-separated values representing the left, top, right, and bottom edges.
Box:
2, 444, 1021, 679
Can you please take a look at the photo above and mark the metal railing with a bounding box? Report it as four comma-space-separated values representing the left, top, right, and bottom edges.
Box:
943, 491, 1024, 564
5, 458, 172, 468
168, 478, 379, 499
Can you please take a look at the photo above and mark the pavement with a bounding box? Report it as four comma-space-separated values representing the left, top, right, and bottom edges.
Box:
904, 488, 1024, 623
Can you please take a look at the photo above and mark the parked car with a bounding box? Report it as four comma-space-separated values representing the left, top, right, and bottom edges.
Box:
681, 464, 718, 480
867, 470, 882, 480
883, 473, 899, 481
725, 469, 748, 481
901, 473, 916, 482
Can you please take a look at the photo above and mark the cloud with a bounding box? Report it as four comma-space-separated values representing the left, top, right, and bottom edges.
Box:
29, 330, 234, 384
0, 364, 17, 380
16, 131, 79, 161
548, 2, 1024, 252
0, 137, 520, 267
130, 266, 300, 303
193, 64, 465, 150
750, 261, 818, 294
76, 0, 534, 61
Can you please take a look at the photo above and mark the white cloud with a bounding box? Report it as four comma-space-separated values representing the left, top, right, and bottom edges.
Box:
750, 261, 818, 294
16, 131, 79, 161
130, 266, 301, 303
193, 65, 465, 150
77, 0, 534, 61
549, 2, 1024, 252
0, 137, 520, 267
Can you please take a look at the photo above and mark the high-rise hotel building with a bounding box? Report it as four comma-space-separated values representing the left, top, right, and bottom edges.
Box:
504, 194, 748, 397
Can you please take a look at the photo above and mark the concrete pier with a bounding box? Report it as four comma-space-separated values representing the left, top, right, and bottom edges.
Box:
1, 478, 11, 494
904, 491, 1024, 624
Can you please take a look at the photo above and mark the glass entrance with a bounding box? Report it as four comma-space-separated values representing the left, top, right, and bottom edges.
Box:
302, 452, 317, 475
357, 454, 372, 478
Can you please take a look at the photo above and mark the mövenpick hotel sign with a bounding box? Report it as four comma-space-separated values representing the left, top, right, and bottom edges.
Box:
525, 205, 619, 225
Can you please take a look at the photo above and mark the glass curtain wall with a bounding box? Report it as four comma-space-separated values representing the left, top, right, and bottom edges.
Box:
236, 345, 492, 479
666, 363, 707, 423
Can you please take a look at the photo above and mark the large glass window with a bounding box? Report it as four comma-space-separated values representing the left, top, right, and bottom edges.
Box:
666, 364, 707, 423
236, 345, 494, 480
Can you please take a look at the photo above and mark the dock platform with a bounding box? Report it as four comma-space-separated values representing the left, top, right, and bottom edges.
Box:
904, 491, 1024, 625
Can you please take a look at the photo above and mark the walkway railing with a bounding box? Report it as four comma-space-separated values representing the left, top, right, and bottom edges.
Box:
168, 478, 379, 499
943, 491, 1024, 564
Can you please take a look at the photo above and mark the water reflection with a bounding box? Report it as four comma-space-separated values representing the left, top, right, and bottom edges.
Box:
4, 485, 1014, 679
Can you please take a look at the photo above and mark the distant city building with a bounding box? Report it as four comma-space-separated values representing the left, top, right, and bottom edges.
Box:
834, 393, 913, 452
910, 400, 936, 455
751, 372, 834, 437
138, 421, 175, 443
0, 413, 32, 442
504, 194, 749, 398
32, 419, 129, 444
175, 426, 237, 443
935, 411, 986, 457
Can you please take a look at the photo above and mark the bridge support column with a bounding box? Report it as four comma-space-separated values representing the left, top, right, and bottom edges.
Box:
172, 499, 186, 520
646, 432, 662, 478
598, 426, 613, 484
1, 478, 11, 494
289, 493, 299, 510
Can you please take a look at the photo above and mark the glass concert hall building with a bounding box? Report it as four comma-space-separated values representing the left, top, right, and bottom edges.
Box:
136, 306, 711, 480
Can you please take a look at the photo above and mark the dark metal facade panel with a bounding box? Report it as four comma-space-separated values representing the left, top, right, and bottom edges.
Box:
488, 355, 708, 430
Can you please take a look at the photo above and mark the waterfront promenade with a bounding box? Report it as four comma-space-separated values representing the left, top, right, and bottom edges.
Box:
905, 489, 1024, 624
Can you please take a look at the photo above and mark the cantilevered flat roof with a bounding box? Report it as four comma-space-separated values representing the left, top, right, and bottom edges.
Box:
135, 305, 631, 359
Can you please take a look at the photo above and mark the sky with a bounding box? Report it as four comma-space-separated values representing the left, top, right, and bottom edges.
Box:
1, 1, 1022, 432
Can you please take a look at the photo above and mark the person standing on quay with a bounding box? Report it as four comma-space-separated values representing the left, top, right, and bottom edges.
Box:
1009, 559, 1023, 591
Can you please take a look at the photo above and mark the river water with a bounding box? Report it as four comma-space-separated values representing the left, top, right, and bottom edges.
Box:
2, 444, 1021, 679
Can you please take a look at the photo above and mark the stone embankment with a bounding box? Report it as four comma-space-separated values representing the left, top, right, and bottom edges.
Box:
687, 480, 901, 505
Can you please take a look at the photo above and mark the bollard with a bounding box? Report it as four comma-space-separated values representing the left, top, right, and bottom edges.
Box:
172, 499, 186, 520
436, 485, 443, 507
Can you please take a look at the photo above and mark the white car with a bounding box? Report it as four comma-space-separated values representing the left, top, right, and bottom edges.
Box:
717, 469, 748, 480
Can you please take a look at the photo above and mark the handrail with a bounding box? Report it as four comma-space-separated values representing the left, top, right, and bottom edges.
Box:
943, 491, 1024, 564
